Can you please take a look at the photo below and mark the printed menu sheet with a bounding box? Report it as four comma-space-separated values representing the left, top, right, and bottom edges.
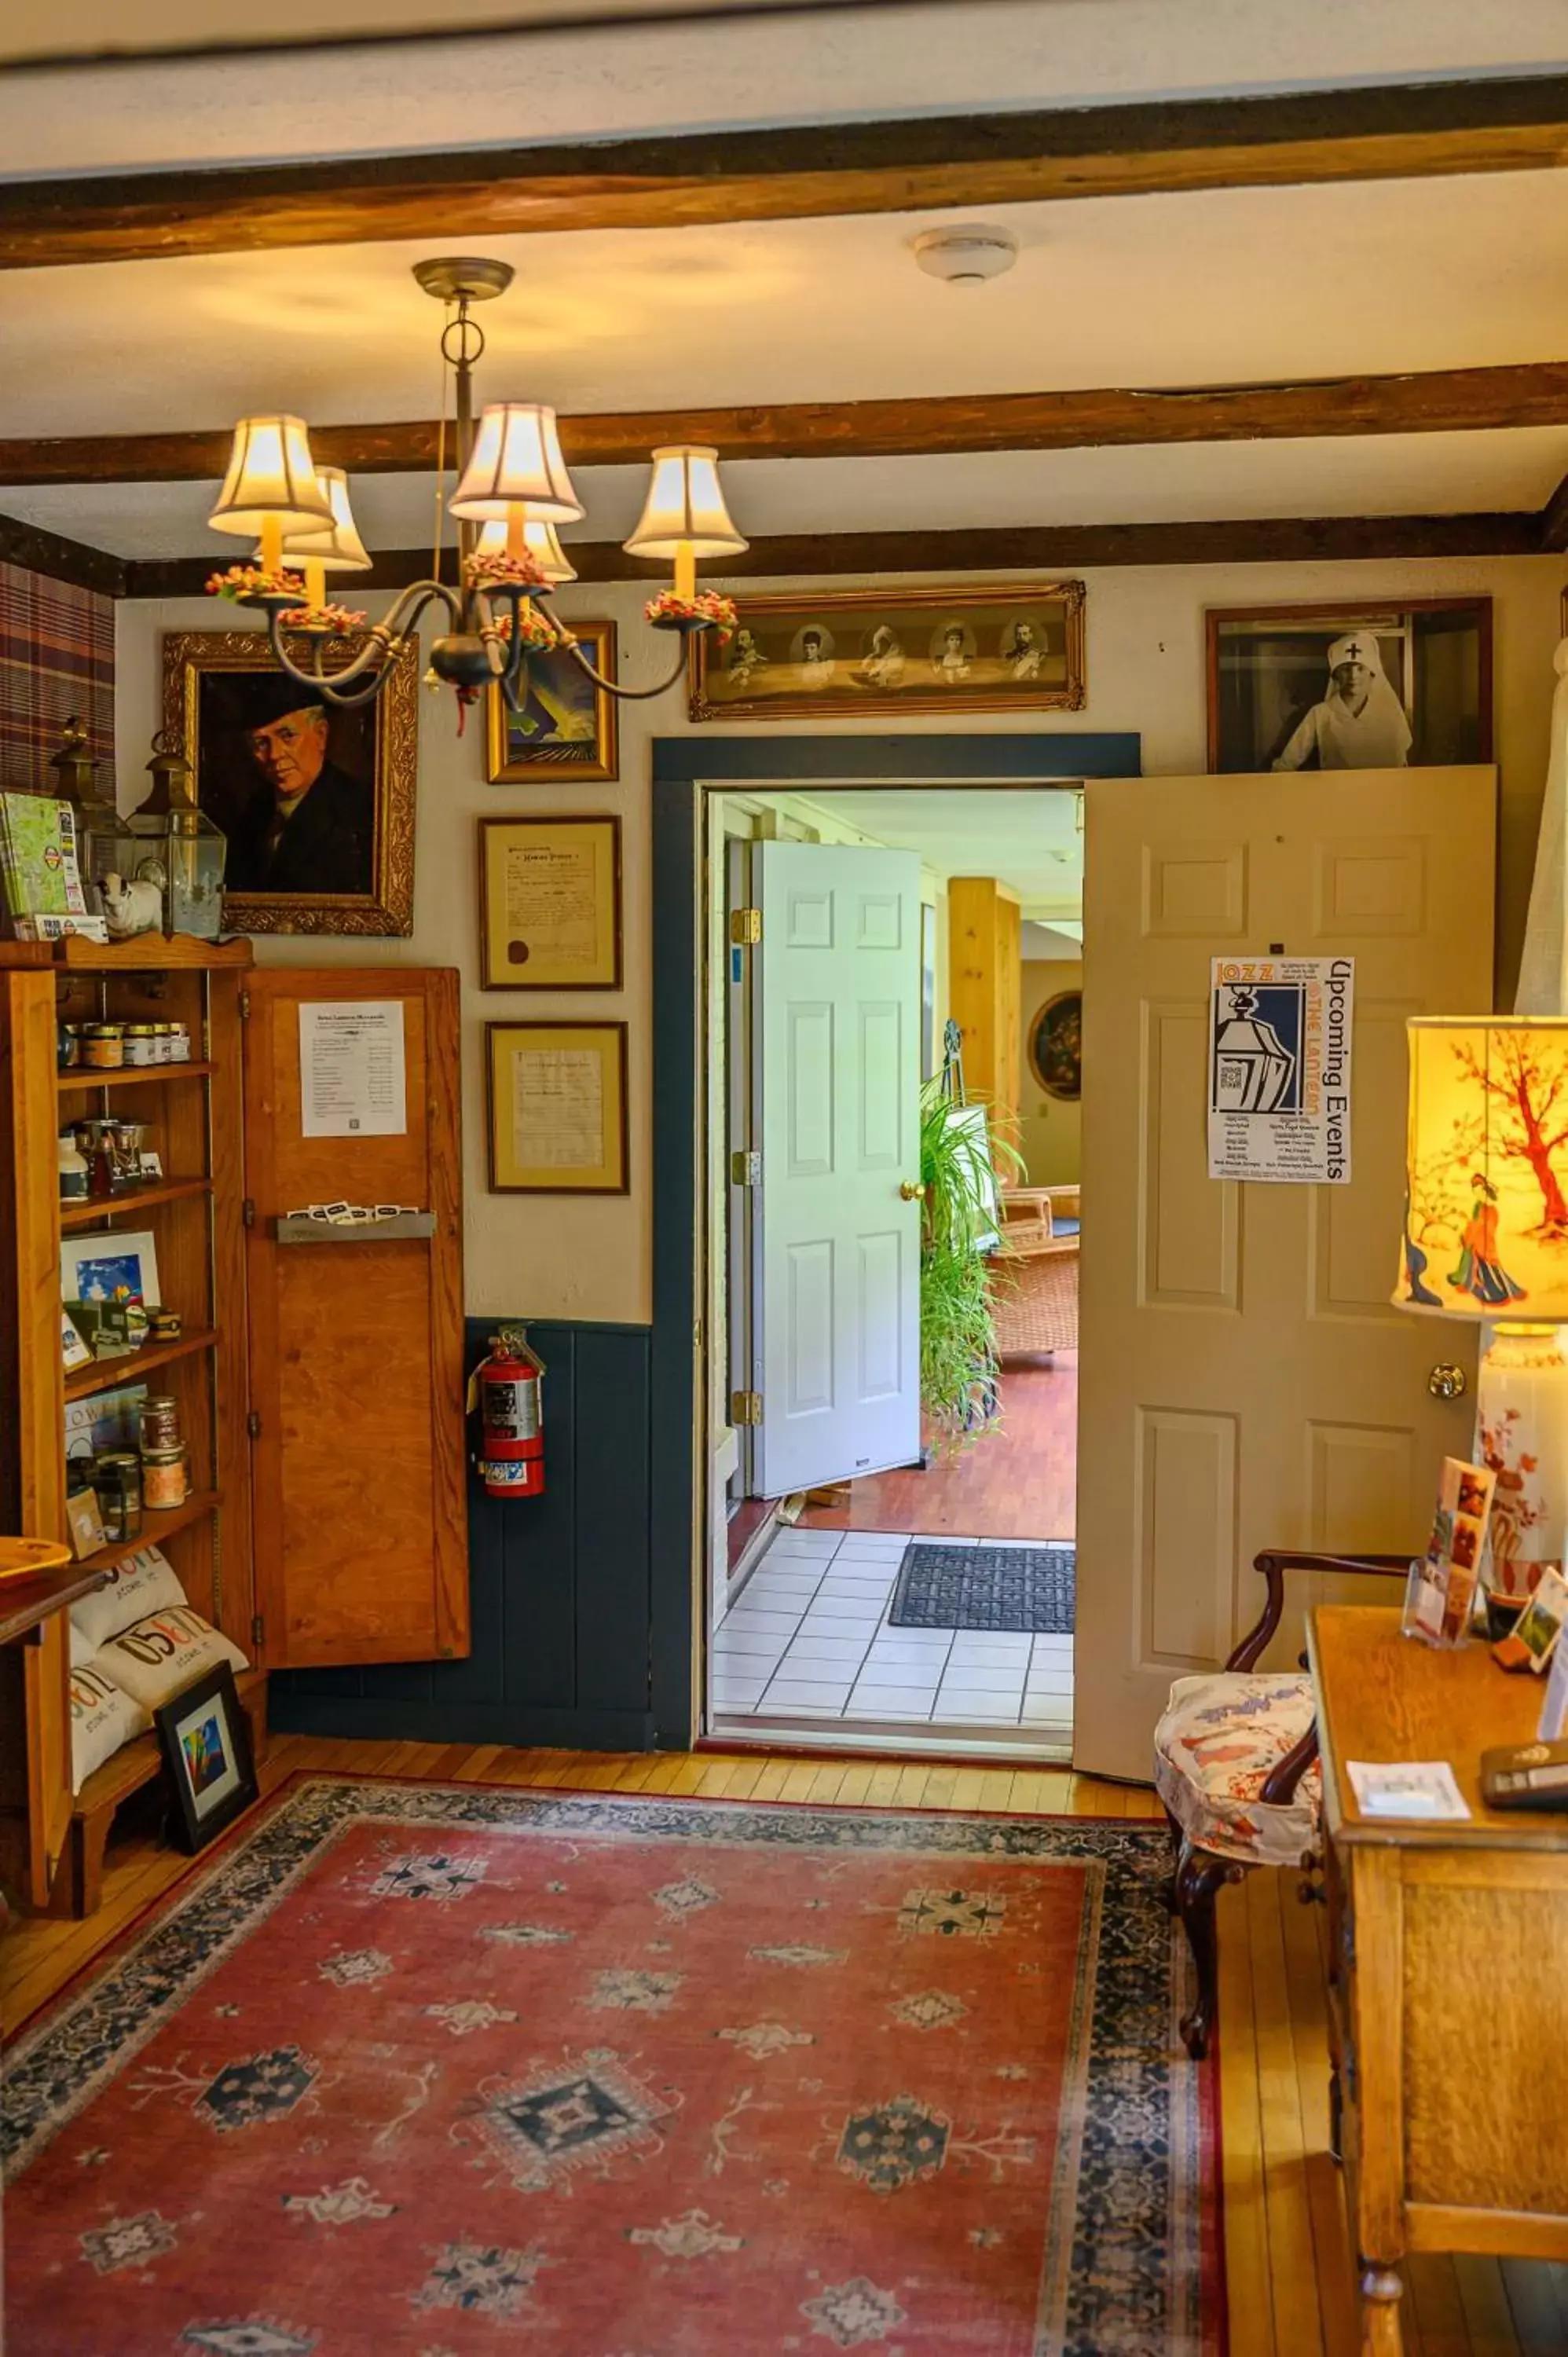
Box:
299, 1000, 408, 1138
1208, 955, 1354, 1184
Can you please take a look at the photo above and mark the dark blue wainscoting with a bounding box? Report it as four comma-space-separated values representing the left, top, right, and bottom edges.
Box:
268, 1317, 656, 1750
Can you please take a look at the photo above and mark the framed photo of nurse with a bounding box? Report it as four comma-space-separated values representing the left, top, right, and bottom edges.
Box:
1205, 597, 1493, 775
161, 629, 419, 935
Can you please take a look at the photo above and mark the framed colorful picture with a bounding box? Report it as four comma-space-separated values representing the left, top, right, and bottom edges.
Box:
1205, 597, 1493, 774
162, 629, 418, 935
485, 621, 619, 782
1028, 989, 1083, 1102
154, 1663, 258, 1852
478, 814, 623, 990
687, 582, 1086, 721
60, 1228, 161, 1312
485, 1021, 629, 1194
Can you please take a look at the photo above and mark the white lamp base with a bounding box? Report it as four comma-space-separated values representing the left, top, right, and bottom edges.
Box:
1478, 1321, 1568, 1599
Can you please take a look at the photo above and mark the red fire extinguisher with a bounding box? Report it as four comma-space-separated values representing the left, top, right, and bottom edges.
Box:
469, 1326, 547, 1499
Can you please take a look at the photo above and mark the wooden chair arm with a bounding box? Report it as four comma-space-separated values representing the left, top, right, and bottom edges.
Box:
1258, 1720, 1321, 1807
1226, 1549, 1413, 1672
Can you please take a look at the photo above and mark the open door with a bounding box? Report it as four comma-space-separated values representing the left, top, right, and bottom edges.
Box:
243, 967, 468, 1668
749, 841, 923, 1498
1075, 767, 1495, 1781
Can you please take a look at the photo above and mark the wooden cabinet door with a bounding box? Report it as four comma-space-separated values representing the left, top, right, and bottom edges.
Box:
243, 968, 468, 1667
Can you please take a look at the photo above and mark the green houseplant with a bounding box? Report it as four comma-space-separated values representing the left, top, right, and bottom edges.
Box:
918, 1079, 1020, 1446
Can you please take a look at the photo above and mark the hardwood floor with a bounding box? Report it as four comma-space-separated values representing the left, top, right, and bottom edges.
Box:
3, 1738, 1564, 2355
800, 1356, 1078, 1540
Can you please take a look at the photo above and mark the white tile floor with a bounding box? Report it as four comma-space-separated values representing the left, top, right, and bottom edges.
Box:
710, 1527, 1073, 1742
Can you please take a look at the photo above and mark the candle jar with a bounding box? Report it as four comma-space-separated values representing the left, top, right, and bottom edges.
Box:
137, 1395, 182, 1453
92, 1452, 142, 1545
82, 1024, 125, 1069
141, 1444, 189, 1511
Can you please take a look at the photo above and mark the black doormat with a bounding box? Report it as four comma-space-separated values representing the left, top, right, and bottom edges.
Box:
888, 1541, 1076, 1634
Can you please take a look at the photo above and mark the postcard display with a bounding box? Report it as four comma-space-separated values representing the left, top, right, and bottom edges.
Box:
0, 937, 261, 1915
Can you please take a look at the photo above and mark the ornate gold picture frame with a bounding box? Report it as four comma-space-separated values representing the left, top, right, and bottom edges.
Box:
161, 629, 419, 936
687, 581, 1086, 722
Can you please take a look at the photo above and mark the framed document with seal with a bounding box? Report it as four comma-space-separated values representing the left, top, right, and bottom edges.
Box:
478, 814, 622, 991
485, 1020, 629, 1193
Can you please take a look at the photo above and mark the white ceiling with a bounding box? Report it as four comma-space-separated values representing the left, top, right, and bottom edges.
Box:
11, 426, 1567, 560
792, 787, 1085, 911
2, 0, 1563, 168
6, 171, 1568, 439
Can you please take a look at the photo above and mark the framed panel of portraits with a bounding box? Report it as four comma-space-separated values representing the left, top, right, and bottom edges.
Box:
485, 619, 620, 783
1205, 597, 1493, 775
161, 629, 418, 936
687, 582, 1086, 720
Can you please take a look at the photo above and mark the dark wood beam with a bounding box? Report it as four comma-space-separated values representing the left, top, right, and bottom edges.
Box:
0, 511, 125, 596
11, 362, 1568, 489
5, 73, 1568, 271
1540, 469, 1568, 553
122, 509, 1543, 599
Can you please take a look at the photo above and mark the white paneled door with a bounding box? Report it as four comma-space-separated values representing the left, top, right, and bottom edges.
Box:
1074, 767, 1497, 1782
753, 841, 924, 1499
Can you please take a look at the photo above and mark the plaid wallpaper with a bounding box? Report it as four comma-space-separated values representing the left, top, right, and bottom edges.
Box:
0, 563, 115, 790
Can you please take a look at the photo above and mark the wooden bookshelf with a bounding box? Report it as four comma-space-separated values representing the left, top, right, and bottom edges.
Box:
0, 940, 256, 1916
58, 1060, 217, 1095
64, 1326, 219, 1404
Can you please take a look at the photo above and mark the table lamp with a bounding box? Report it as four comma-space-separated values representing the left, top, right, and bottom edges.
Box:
1395, 1014, 1568, 1600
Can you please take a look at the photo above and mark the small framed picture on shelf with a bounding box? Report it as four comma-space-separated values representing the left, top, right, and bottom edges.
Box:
60, 1229, 161, 1314
485, 621, 619, 782
154, 1664, 258, 1853
478, 814, 623, 990
485, 1021, 629, 1194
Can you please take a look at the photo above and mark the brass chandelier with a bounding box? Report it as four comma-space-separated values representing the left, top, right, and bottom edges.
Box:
206, 255, 747, 713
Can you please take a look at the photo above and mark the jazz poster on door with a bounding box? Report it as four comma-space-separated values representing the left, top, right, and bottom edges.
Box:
1208, 957, 1354, 1184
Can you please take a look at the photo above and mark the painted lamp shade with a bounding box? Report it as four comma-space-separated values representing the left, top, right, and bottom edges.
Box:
1396, 1014, 1568, 1602
1394, 1015, 1568, 1318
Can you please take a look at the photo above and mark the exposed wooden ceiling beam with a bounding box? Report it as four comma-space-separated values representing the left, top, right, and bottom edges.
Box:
0, 511, 125, 596
1540, 468, 1568, 553
9, 361, 1568, 489
120, 508, 1544, 599
5, 73, 1568, 271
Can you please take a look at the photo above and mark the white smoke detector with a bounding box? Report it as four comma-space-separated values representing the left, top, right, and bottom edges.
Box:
911, 225, 1019, 287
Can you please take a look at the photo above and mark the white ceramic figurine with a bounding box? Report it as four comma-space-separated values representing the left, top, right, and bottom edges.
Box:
98, 872, 163, 940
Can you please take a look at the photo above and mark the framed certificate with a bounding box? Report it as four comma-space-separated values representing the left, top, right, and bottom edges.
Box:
478, 814, 622, 991
485, 1021, 629, 1194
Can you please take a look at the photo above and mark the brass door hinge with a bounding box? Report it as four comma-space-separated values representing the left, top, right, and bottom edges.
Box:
730, 907, 762, 945
242, 1197, 255, 1230
251, 1612, 265, 1651
731, 1389, 763, 1427
239, 988, 251, 1018
730, 1150, 761, 1187
246, 1409, 262, 1440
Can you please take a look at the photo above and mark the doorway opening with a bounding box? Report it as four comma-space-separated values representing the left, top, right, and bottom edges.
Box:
705, 784, 1083, 1758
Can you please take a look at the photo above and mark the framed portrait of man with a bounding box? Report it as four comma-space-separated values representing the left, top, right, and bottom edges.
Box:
161, 630, 418, 935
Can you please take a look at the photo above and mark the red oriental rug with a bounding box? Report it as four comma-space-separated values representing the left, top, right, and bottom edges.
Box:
2, 1778, 1222, 2356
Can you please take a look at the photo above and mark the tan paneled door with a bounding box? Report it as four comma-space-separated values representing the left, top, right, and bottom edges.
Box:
1074, 768, 1496, 1782
244, 969, 468, 1668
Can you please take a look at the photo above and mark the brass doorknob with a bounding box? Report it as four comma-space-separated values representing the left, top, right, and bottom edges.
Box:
899, 1180, 926, 1201
1428, 1363, 1467, 1400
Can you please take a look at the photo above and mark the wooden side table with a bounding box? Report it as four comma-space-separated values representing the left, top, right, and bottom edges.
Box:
1310, 1605, 1568, 2355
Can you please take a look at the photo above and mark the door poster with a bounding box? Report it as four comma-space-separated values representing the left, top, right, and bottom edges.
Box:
299, 1000, 408, 1138
1207, 956, 1354, 1184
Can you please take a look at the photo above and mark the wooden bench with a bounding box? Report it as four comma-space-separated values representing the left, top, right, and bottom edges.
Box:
58, 1667, 269, 1918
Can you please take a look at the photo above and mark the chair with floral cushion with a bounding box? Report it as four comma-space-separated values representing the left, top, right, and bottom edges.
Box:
1154, 1546, 1412, 2059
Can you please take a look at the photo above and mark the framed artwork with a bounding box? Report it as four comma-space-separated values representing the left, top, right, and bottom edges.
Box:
1028, 990, 1083, 1102
60, 1228, 161, 1311
478, 814, 622, 990
154, 1663, 258, 1853
162, 629, 419, 935
485, 621, 619, 782
687, 582, 1086, 720
1206, 598, 1493, 774
485, 1021, 629, 1194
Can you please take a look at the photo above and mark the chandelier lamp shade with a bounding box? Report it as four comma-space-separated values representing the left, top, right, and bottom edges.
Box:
1394, 1014, 1568, 1602
204, 256, 745, 715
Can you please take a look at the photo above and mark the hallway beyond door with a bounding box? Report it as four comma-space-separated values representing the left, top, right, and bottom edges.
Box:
799, 1356, 1077, 1540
